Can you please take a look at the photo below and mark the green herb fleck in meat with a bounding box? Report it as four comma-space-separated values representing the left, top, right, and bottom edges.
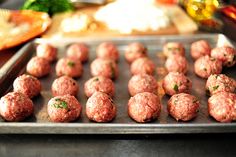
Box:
210, 57, 216, 61
203, 67, 207, 71
93, 77, 99, 82
192, 99, 198, 104
173, 84, 179, 92
53, 98, 68, 109
212, 85, 219, 91
67, 61, 75, 67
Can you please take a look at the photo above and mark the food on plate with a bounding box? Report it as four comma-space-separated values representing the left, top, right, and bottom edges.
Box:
211, 46, 236, 67
194, 55, 222, 78
162, 72, 192, 96
47, 94, 82, 122
190, 40, 211, 60
90, 58, 118, 79
130, 57, 155, 75
86, 92, 116, 122
13, 74, 41, 98
168, 93, 200, 121
36, 43, 57, 62
125, 42, 147, 63
26, 56, 51, 78
163, 42, 185, 58
84, 76, 115, 98
208, 92, 236, 122
206, 74, 236, 96
56, 57, 83, 78
66, 43, 89, 63
165, 55, 188, 74
128, 92, 161, 123
96, 42, 119, 61
0, 92, 33, 122
128, 74, 158, 96
51, 76, 79, 97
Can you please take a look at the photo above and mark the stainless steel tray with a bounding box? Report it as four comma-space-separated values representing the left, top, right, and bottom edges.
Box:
0, 34, 235, 134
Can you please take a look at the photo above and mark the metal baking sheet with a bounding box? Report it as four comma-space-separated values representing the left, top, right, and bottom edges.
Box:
0, 34, 235, 134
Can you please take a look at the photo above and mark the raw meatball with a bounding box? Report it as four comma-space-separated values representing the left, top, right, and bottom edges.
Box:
162, 72, 192, 96
208, 92, 236, 123
26, 56, 51, 78
90, 58, 118, 79
51, 76, 79, 96
36, 43, 57, 62
206, 74, 236, 96
56, 57, 83, 78
165, 55, 188, 74
96, 42, 119, 61
84, 76, 115, 97
86, 92, 116, 122
125, 42, 147, 63
66, 43, 89, 63
191, 40, 211, 60
163, 42, 185, 58
130, 57, 155, 75
194, 55, 222, 79
13, 74, 41, 98
211, 46, 236, 67
47, 95, 82, 122
0, 92, 33, 122
168, 93, 200, 121
128, 74, 158, 96
128, 92, 161, 123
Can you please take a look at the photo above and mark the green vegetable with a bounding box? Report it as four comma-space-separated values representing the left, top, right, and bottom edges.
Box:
94, 77, 99, 82
53, 98, 68, 109
212, 85, 219, 91
67, 61, 75, 67
173, 84, 179, 92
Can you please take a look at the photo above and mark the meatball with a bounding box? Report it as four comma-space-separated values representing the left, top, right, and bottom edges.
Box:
51, 76, 79, 96
128, 74, 158, 96
36, 43, 57, 62
208, 92, 236, 123
168, 93, 200, 121
211, 46, 236, 67
130, 57, 155, 75
190, 40, 211, 60
84, 76, 115, 97
163, 42, 185, 58
165, 55, 188, 74
162, 72, 192, 96
86, 92, 116, 122
66, 43, 89, 63
26, 56, 51, 78
206, 74, 236, 96
194, 55, 222, 79
96, 42, 119, 61
128, 92, 161, 123
13, 74, 41, 98
56, 57, 83, 78
47, 95, 82, 122
125, 42, 147, 63
90, 58, 118, 79
0, 92, 33, 122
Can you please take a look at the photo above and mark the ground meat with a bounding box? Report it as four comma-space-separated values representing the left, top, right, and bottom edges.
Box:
194, 55, 222, 79
168, 93, 200, 121
66, 43, 89, 63
128, 92, 161, 123
130, 57, 155, 75
163, 42, 185, 58
84, 76, 115, 97
125, 42, 147, 63
13, 74, 41, 98
128, 74, 158, 96
90, 58, 118, 79
51, 76, 79, 96
26, 56, 51, 78
208, 92, 236, 123
190, 40, 211, 60
56, 57, 83, 78
0, 92, 34, 122
36, 43, 57, 62
86, 92, 116, 122
162, 72, 192, 96
206, 74, 236, 96
211, 46, 236, 67
47, 94, 82, 122
165, 55, 188, 74
96, 42, 119, 61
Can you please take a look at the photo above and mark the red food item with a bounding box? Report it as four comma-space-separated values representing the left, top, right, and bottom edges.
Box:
165, 55, 188, 74
130, 57, 155, 75
221, 5, 236, 22
163, 42, 185, 58
66, 43, 89, 63
125, 42, 147, 63
36, 43, 57, 62
191, 40, 211, 60
96, 42, 119, 61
